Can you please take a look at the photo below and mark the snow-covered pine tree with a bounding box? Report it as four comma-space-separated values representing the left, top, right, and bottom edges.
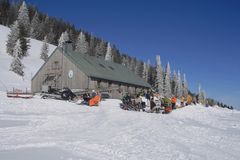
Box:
19, 25, 30, 57
142, 62, 148, 81
6, 20, 19, 56
0, 0, 10, 26
182, 73, 188, 97
58, 31, 69, 48
10, 40, 24, 76
76, 32, 88, 54
40, 36, 49, 62
95, 39, 106, 58
135, 60, 143, 77
46, 28, 55, 44
30, 11, 41, 39
146, 59, 150, 81
198, 84, 205, 104
130, 57, 137, 72
126, 56, 132, 70
176, 70, 183, 98
17, 1, 30, 36
112, 45, 121, 63
41, 16, 51, 38
164, 62, 172, 98
155, 55, 164, 95
171, 70, 178, 96
105, 42, 112, 61
88, 34, 95, 56
148, 66, 156, 87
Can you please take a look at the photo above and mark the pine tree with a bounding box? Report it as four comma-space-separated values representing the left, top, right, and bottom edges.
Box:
10, 40, 24, 76
105, 42, 112, 61
121, 54, 128, 67
46, 28, 55, 44
129, 57, 136, 72
182, 73, 188, 97
171, 70, 178, 96
198, 84, 205, 104
68, 28, 77, 49
6, 20, 19, 56
142, 60, 150, 82
142, 62, 148, 81
164, 62, 172, 98
95, 40, 106, 58
155, 55, 164, 95
0, 0, 10, 26
19, 25, 30, 57
41, 16, 51, 38
135, 60, 143, 77
40, 36, 49, 62
176, 70, 183, 98
76, 32, 88, 54
148, 66, 156, 87
30, 11, 41, 39
88, 34, 95, 56
112, 45, 121, 63
17, 1, 30, 36
7, 2, 18, 26
58, 31, 69, 47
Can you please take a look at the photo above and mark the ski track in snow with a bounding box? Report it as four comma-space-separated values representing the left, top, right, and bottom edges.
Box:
0, 92, 240, 160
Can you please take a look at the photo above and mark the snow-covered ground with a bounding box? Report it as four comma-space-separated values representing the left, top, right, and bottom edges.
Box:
0, 25, 56, 91
0, 91, 239, 160
0, 24, 240, 160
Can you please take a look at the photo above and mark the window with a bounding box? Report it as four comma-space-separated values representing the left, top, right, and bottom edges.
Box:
97, 80, 101, 88
108, 82, 112, 88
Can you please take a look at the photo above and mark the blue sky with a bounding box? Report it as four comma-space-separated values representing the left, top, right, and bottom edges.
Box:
27, 0, 240, 109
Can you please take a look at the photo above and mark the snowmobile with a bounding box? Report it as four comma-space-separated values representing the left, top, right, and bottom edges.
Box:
120, 101, 146, 112
41, 87, 76, 100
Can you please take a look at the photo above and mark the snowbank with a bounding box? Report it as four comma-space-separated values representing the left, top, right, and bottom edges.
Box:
0, 91, 239, 160
0, 25, 56, 91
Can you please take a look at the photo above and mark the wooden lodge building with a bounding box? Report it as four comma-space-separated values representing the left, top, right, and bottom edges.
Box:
31, 41, 151, 98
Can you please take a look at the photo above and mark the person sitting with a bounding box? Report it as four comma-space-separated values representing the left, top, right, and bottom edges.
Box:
122, 93, 131, 104
135, 95, 143, 111
181, 96, 185, 107
186, 95, 192, 106
162, 97, 172, 114
91, 90, 97, 98
82, 93, 91, 104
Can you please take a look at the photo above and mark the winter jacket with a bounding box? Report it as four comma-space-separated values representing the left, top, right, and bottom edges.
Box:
162, 97, 171, 107
171, 97, 177, 104
187, 95, 192, 104
150, 100, 156, 110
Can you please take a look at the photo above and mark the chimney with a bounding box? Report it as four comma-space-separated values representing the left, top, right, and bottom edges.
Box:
62, 40, 73, 53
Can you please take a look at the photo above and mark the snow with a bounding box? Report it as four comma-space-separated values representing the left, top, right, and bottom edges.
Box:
0, 25, 56, 91
0, 24, 239, 160
0, 91, 239, 160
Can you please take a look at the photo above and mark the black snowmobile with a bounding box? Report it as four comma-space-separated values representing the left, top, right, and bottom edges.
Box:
41, 87, 76, 100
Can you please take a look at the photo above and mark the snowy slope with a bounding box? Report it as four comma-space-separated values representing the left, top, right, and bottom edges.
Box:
0, 92, 239, 160
0, 25, 56, 91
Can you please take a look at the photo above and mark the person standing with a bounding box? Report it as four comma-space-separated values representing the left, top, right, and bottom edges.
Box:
150, 97, 156, 112
171, 96, 177, 110
145, 91, 151, 107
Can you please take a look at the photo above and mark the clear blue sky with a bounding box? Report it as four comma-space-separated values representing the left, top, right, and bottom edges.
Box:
27, 0, 240, 109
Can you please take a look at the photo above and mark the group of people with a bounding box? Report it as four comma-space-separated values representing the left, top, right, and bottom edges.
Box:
121, 91, 196, 114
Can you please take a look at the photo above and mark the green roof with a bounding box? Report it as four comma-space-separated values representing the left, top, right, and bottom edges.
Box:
64, 49, 151, 88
